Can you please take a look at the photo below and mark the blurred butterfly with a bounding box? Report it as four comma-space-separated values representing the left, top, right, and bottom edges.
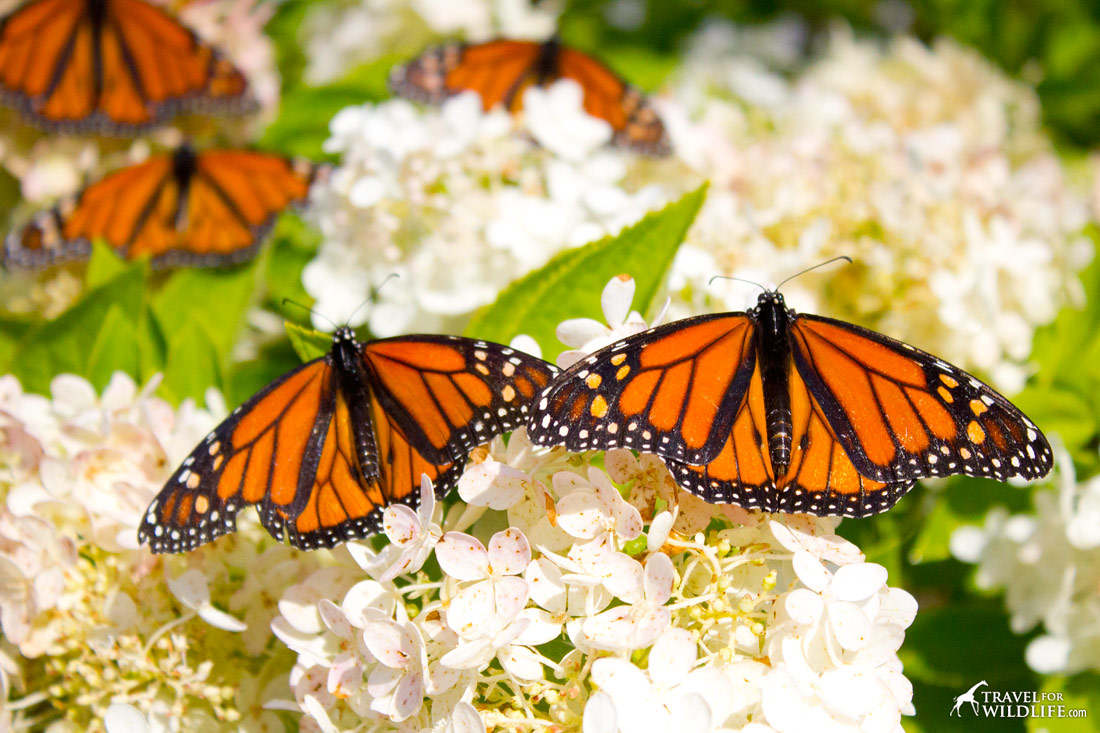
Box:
140, 328, 558, 553
0, 0, 253, 133
4, 144, 325, 269
389, 36, 669, 155
527, 289, 1052, 517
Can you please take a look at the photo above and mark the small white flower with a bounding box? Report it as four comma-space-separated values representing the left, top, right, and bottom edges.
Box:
524, 80, 613, 161
437, 528, 532, 636
380, 474, 443, 581
582, 552, 675, 651
556, 275, 668, 368
362, 617, 429, 721
166, 569, 248, 633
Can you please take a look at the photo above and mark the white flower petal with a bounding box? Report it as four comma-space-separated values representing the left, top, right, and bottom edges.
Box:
166, 569, 209, 610
447, 583, 496, 637
556, 318, 610, 349
459, 462, 530, 510
500, 644, 546, 681
447, 702, 487, 733
488, 528, 532, 575
583, 691, 618, 733
556, 491, 608, 540
831, 563, 888, 602
648, 628, 695, 688
383, 504, 421, 545
436, 532, 489, 581
827, 601, 873, 651
600, 274, 636, 328
362, 619, 415, 669
104, 704, 149, 733
643, 552, 675, 605
792, 550, 832, 592
493, 575, 531, 622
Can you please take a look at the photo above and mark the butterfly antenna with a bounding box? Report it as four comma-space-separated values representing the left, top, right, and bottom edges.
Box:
708, 274, 768, 294
344, 273, 401, 327
775, 256, 853, 291
282, 298, 337, 330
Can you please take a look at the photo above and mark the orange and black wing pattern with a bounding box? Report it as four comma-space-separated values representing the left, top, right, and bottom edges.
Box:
389, 37, 669, 155
140, 330, 558, 553
663, 352, 916, 517
4, 146, 324, 268
529, 314, 755, 464
528, 299, 1052, 519
788, 315, 1053, 488
139, 356, 333, 554
0, 0, 252, 133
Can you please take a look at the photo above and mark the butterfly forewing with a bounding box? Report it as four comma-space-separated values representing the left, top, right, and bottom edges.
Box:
138, 358, 330, 554
790, 315, 1054, 485
528, 314, 755, 464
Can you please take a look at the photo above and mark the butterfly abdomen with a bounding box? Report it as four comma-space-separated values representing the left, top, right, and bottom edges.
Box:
754, 294, 795, 477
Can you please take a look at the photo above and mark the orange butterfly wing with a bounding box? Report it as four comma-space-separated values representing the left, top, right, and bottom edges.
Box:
140, 332, 558, 553
390, 38, 670, 154
789, 315, 1053, 485
4, 147, 323, 268
664, 351, 914, 516
0, 0, 251, 132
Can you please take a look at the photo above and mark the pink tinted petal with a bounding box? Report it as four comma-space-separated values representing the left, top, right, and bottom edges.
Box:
601, 274, 636, 327
362, 619, 414, 668
318, 600, 353, 639
390, 669, 424, 721
604, 449, 640, 483
459, 462, 529, 510
383, 504, 422, 546
831, 563, 888, 602
436, 532, 489, 581
488, 528, 531, 575
366, 664, 402, 698
427, 660, 462, 695
448, 582, 495, 636
327, 652, 362, 699
649, 628, 696, 688
493, 575, 530, 621
448, 702, 487, 733
632, 605, 671, 649
643, 552, 675, 605
556, 491, 608, 540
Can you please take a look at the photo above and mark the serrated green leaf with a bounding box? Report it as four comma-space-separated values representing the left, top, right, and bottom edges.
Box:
85, 240, 130, 289
286, 321, 331, 362
6, 264, 146, 394
465, 184, 707, 360
159, 318, 223, 404
86, 305, 141, 389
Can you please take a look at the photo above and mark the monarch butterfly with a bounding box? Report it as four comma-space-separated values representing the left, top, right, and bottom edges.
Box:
527, 290, 1053, 517
4, 144, 324, 269
389, 36, 669, 155
139, 328, 558, 553
0, 0, 253, 133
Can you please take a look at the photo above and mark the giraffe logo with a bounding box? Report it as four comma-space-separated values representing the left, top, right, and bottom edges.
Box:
950, 681, 988, 716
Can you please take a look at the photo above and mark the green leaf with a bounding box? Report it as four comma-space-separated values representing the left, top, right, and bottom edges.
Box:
286, 321, 331, 362
86, 305, 141, 389
84, 240, 129, 289
5, 263, 146, 394
465, 184, 707, 361
159, 318, 223, 404
151, 262, 258, 358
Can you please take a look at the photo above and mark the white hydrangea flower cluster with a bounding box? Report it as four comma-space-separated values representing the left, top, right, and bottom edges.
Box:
299, 0, 559, 85
667, 24, 1094, 392
951, 445, 1100, 675
304, 85, 670, 336
271, 278, 919, 732
0, 372, 315, 731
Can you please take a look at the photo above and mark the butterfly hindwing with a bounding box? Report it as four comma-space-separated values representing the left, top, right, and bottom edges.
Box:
0, 0, 253, 132
528, 314, 755, 465
790, 314, 1053, 485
